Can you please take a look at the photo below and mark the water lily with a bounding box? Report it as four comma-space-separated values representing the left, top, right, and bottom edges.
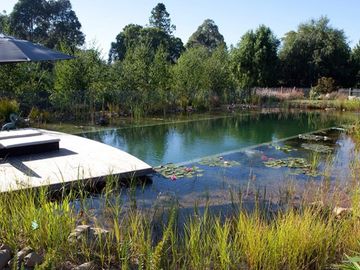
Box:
170, 174, 177, 181
185, 167, 193, 172
261, 155, 268, 161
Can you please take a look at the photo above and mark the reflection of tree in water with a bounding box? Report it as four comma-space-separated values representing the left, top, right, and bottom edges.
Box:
120, 125, 169, 165
82, 112, 352, 166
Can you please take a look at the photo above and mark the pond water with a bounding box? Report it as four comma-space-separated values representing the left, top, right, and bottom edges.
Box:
81, 111, 353, 166
77, 111, 359, 217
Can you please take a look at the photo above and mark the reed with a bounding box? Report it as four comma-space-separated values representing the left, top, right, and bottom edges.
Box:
1, 161, 360, 269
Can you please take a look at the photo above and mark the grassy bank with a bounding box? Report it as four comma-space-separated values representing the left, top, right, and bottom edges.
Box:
284, 99, 360, 112
1, 175, 360, 269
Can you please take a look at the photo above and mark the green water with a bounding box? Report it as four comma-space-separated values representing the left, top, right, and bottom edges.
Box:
81, 111, 355, 166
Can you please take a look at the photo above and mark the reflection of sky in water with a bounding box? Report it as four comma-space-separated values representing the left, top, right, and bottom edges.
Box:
81, 112, 350, 166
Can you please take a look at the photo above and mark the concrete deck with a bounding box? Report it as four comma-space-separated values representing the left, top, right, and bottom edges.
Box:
0, 129, 153, 192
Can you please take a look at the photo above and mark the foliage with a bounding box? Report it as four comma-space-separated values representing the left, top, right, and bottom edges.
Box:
154, 163, 204, 179
352, 41, 360, 88
109, 3, 183, 63
149, 46, 172, 113
9, 0, 84, 49
315, 77, 337, 94
199, 156, 240, 167
109, 24, 184, 63
186, 19, 226, 51
279, 17, 351, 87
231, 25, 280, 92
118, 44, 153, 117
2, 178, 360, 269
0, 98, 19, 123
171, 46, 209, 110
52, 47, 110, 120
149, 2, 175, 35
0, 11, 10, 34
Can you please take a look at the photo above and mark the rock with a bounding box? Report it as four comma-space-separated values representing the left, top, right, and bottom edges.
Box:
333, 207, 352, 219
74, 225, 91, 234
23, 252, 43, 267
8, 246, 32, 268
16, 246, 33, 261
68, 225, 110, 244
75, 261, 97, 270
0, 249, 11, 269
89, 227, 110, 242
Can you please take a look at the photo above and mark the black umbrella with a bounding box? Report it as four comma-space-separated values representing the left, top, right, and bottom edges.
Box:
0, 34, 74, 63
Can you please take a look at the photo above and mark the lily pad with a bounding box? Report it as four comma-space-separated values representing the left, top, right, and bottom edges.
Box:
264, 157, 319, 177
270, 144, 295, 153
301, 143, 333, 154
154, 163, 204, 180
198, 157, 240, 168
299, 134, 330, 141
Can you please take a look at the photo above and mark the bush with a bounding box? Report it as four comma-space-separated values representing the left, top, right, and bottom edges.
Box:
0, 99, 19, 123
313, 77, 337, 94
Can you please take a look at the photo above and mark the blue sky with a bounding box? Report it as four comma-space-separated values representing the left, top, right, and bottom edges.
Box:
2, 0, 360, 58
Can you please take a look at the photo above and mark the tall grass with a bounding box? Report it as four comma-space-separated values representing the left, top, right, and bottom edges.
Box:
2, 158, 360, 269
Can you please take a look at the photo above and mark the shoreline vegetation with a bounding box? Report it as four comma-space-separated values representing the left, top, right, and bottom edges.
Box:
1, 2, 360, 124
0, 125, 360, 269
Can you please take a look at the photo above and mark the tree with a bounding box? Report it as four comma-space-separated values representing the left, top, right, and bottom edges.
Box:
279, 17, 351, 87
203, 45, 234, 107
52, 47, 109, 119
186, 19, 225, 51
352, 41, 360, 87
172, 47, 209, 109
231, 25, 279, 91
9, 0, 84, 49
149, 3, 175, 35
119, 44, 152, 117
149, 46, 171, 114
109, 24, 184, 63
0, 11, 10, 34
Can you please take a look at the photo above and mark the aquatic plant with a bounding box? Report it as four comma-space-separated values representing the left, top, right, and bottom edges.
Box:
301, 143, 333, 154
263, 157, 319, 176
299, 133, 330, 141
198, 156, 240, 167
154, 163, 204, 179
270, 143, 295, 152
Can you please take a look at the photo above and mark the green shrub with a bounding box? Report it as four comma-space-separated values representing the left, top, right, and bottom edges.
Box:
313, 77, 337, 94
0, 98, 19, 123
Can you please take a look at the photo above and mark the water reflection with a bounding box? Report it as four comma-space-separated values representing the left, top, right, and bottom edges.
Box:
81, 112, 353, 166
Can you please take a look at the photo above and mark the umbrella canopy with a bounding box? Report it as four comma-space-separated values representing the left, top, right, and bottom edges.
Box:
0, 34, 74, 64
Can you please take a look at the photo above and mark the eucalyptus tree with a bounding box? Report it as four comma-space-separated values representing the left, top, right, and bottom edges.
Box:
186, 19, 225, 51
109, 3, 183, 63
149, 3, 175, 35
109, 24, 183, 63
9, 0, 84, 49
231, 25, 279, 92
279, 17, 351, 87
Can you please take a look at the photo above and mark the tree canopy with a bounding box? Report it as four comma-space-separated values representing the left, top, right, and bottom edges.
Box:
149, 3, 175, 35
279, 17, 351, 87
9, 0, 84, 49
109, 3, 183, 63
186, 19, 225, 51
231, 25, 280, 89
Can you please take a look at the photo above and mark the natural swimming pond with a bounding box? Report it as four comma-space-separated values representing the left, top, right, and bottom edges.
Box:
79, 111, 359, 213
81, 111, 354, 166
